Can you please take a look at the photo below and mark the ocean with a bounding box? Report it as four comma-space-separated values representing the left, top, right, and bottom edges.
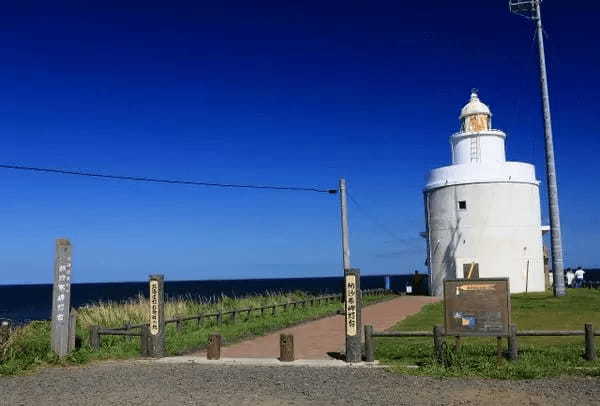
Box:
0, 274, 412, 324
2, 270, 598, 324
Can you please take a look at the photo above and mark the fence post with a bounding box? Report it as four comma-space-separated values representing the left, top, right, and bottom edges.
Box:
508, 324, 518, 361
148, 274, 165, 358
207, 333, 222, 360
453, 336, 461, 352
433, 325, 444, 364
585, 323, 597, 361
68, 308, 77, 351
140, 325, 150, 356
279, 334, 295, 362
364, 325, 375, 362
231, 311, 236, 323
176, 320, 182, 331
0, 321, 10, 345
496, 336, 503, 360
344, 268, 362, 363
89, 325, 101, 350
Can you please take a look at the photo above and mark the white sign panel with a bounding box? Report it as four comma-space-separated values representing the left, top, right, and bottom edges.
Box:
149, 280, 160, 336
345, 274, 357, 336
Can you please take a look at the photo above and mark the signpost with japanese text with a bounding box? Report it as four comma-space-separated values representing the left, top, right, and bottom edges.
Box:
443, 278, 511, 337
148, 274, 165, 357
344, 268, 361, 362
51, 239, 72, 357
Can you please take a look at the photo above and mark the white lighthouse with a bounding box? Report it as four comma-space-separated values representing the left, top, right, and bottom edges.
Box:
423, 90, 547, 296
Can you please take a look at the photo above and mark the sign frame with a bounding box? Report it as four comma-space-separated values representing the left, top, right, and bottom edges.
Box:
443, 278, 511, 337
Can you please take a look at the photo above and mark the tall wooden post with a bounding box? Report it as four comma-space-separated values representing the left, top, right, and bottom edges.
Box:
51, 239, 73, 357
148, 274, 165, 358
344, 268, 362, 363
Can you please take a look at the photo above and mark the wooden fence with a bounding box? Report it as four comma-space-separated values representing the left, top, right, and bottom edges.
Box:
90, 288, 391, 353
364, 323, 600, 363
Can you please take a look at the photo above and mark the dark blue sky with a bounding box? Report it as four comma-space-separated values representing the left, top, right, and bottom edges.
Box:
1, 1, 598, 284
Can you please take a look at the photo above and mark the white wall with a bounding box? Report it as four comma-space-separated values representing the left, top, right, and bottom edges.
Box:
451, 130, 506, 164
425, 182, 545, 296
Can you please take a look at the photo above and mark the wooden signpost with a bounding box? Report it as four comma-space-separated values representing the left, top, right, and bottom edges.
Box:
148, 274, 165, 357
51, 239, 73, 357
344, 268, 362, 362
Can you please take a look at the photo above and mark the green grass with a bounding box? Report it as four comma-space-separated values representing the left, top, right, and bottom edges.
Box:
0, 291, 392, 376
375, 289, 600, 379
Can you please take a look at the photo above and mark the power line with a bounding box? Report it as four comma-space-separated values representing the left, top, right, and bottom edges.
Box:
0, 164, 338, 194
347, 192, 404, 242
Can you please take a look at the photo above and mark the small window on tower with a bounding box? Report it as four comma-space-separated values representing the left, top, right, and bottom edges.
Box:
458, 200, 467, 210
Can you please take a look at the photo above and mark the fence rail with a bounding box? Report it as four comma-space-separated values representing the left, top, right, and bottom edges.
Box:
364, 323, 599, 363
90, 288, 392, 354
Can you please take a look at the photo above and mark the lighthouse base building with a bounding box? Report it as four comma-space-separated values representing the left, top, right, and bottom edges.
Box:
423, 91, 547, 296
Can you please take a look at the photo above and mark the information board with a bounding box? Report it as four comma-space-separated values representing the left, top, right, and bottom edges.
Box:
443, 278, 510, 337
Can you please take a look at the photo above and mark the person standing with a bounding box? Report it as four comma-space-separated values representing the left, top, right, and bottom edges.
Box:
566, 268, 575, 288
574, 266, 585, 288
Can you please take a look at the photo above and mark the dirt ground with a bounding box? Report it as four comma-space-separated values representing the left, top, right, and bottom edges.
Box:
2, 361, 599, 405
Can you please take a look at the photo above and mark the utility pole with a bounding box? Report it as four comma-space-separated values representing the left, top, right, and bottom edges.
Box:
509, 0, 565, 296
338, 178, 362, 363
339, 178, 351, 270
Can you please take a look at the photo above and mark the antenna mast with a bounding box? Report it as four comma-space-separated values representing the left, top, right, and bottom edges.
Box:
509, 0, 566, 297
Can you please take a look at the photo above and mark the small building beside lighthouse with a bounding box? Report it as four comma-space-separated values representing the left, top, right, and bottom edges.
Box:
423, 90, 546, 296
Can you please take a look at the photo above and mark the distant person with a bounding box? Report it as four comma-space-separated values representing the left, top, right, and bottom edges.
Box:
575, 266, 585, 288
566, 269, 575, 288
411, 270, 425, 295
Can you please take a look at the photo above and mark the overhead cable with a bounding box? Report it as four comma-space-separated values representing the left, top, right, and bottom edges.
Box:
347, 192, 404, 241
0, 164, 338, 194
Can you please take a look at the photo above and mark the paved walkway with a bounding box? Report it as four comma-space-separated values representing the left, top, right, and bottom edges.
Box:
198, 296, 438, 360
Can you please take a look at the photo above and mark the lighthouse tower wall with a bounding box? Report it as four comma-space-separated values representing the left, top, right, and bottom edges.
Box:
423, 91, 546, 296
425, 181, 545, 296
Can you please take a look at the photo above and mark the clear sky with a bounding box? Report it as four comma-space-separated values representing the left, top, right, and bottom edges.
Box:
1, 1, 598, 284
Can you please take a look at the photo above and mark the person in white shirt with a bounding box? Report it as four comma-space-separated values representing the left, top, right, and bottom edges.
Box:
574, 266, 585, 288
566, 269, 575, 288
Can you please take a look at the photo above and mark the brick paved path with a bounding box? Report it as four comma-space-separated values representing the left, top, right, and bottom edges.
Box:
200, 296, 438, 360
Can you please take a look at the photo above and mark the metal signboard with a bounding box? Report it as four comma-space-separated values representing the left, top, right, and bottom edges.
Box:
443, 278, 510, 337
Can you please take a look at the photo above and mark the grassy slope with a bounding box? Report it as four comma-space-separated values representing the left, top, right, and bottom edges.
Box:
375, 289, 600, 379
0, 292, 391, 375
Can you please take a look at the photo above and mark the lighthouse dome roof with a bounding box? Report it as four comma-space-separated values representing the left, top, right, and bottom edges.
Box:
460, 90, 491, 119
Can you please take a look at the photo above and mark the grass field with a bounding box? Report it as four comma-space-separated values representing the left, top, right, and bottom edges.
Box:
375, 289, 600, 379
0, 291, 392, 376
